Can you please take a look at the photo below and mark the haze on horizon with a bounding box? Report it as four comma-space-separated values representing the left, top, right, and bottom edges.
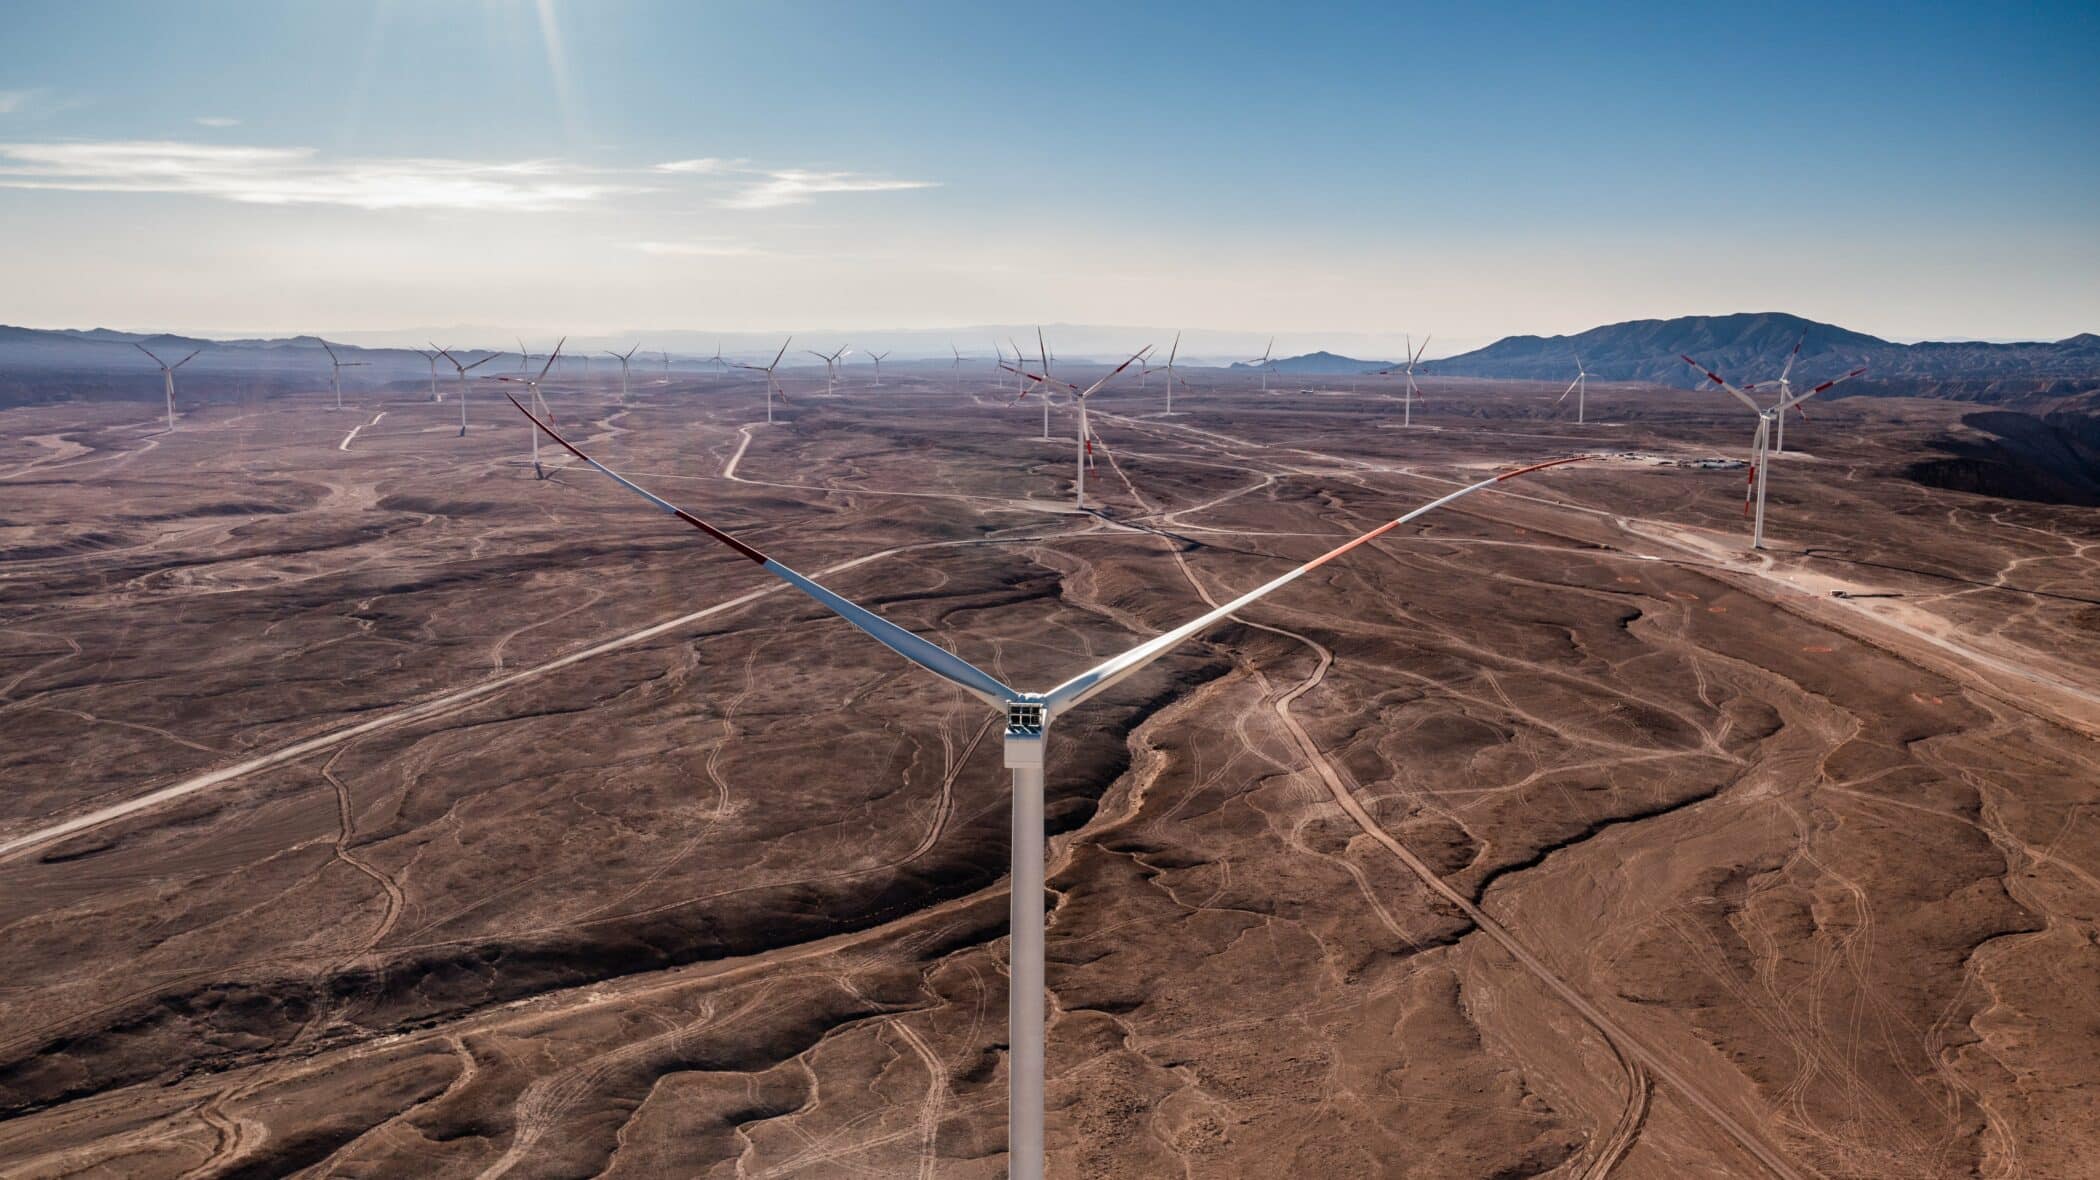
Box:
1, 0, 2094, 350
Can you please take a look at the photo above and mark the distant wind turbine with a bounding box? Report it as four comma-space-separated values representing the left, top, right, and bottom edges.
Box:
604, 344, 641, 401
1246, 336, 1276, 393
134, 343, 201, 432
1682, 352, 1865, 549
493, 337, 565, 478
867, 349, 890, 388
734, 337, 794, 424
416, 348, 444, 403
1146, 331, 1185, 416
1556, 349, 1588, 424
434, 344, 496, 436
1376, 334, 1430, 427
1758, 332, 1809, 454
1007, 347, 1149, 511
320, 340, 365, 412
806, 345, 850, 395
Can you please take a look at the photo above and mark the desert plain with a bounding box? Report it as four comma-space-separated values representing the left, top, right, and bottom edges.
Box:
0, 367, 2096, 1179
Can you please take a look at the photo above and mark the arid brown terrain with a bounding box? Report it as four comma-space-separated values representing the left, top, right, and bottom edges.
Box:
2, 367, 2096, 1178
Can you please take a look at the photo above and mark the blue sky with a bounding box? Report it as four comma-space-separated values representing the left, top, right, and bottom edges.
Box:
1, 0, 2094, 351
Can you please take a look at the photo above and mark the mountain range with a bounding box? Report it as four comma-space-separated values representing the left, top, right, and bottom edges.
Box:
4, 313, 2097, 407
1416, 312, 2100, 400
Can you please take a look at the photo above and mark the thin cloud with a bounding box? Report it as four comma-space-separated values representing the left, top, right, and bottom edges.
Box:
718, 168, 938, 210
195, 116, 240, 128
0, 91, 29, 115
653, 157, 741, 174
0, 140, 624, 211
630, 238, 766, 257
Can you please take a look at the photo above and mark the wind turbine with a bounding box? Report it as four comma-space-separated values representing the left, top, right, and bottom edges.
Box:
952, 343, 963, 392
1007, 347, 1149, 511
734, 337, 794, 424
1556, 349, 1588, 424
1377, 334, 1430, 427
416, 349, 445, 403
1245, 336, 1276, 393
806, 346, 850, 395
867, 349, 890, 388
133, 343, 200, 432
1762, 332, 1808, 454
433, 344, 495, 436
493, 337, 565, 478
1150, 331, 1184, 416
318, 340, 366, 412
516, 339, 531, 373
710, 342, 726, 376
503, 393, 1590, 1180
604, 344, 641, 401
1036, 329, 1054, 440
662, 350, 673, 385
1682, 353, 1864, 549
996, 339, 1023, 397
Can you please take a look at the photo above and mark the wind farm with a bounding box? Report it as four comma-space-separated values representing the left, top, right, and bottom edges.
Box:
1, 3, 2096, 1178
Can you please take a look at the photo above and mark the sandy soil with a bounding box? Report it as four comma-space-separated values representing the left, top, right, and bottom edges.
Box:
0, 369, 2095, 1178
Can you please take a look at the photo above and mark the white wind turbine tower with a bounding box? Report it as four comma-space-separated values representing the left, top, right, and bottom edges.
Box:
319, 340, 365, 412
433, 344, 495, 436
133, 343, 201, 432
806, 346, 850, 395
1007, 348, 1149, 511
1245, 336, 1276, 393
1682, 352, 1865, 549
711, 341, 726, 376
1556, 348, 1588, 424
867, 349, 890, 388
503, 394, 1591, 1180
734, 337, 794, 424
493, 337, 565, 478
604, 344, 641, 401
662, 350, 673, 385
952, 343, 964, 392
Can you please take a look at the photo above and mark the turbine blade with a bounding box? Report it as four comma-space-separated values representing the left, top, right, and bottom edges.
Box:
463, 355, 495, 372
321, 340, 339, 363
1043, 455, 1594, 715
1779, 331, 1805, 384
772, 336, 792, 367
504, 395, 1016, 707
1074, 347, 1151, 401
538, 337, 566, 380
1781, 366, 1866, 410
1168, 330, 1180, 365
133, 343, 167, 368
1679, 355, 1763, 413
1557, 375, 1580, 403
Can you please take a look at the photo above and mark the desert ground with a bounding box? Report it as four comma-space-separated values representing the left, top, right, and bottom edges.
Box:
1, 363, 2096, 1179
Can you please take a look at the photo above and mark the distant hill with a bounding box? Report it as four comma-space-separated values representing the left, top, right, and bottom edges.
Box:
1229, 350, 1393, 375
1421, 312, 2100, 401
